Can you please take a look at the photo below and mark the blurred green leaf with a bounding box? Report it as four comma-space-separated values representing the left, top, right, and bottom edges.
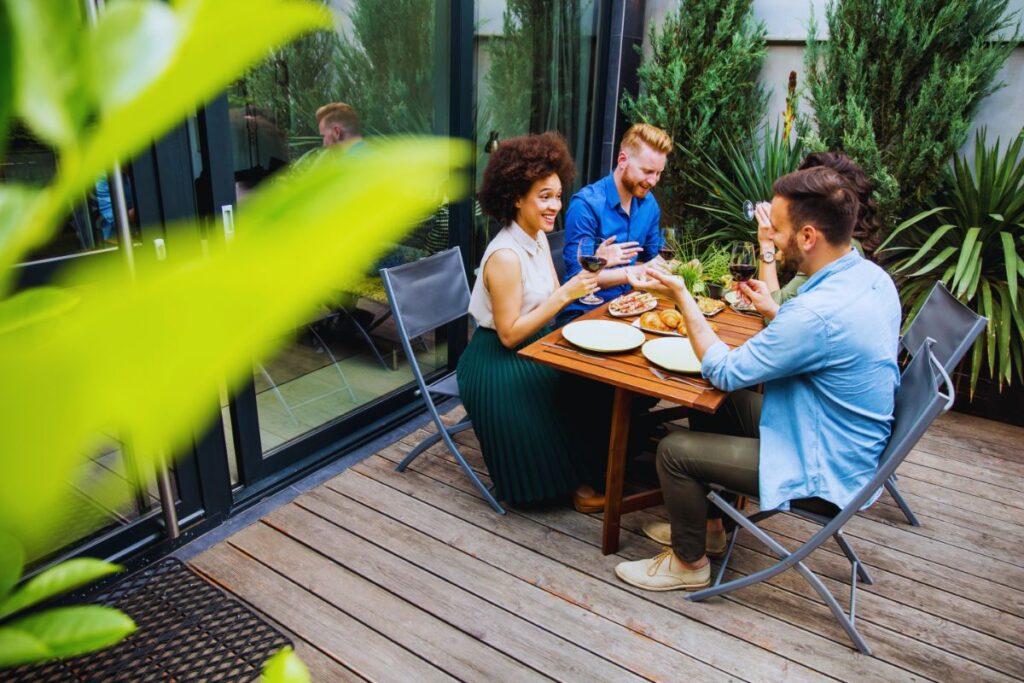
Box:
0, 1, 12, 163
1, 0, 331, 288
0, 558, 122, 620
0, 530, 23, 599
0, 139, 468, 545
0, 287, 80, 336
0, 626, 49, 667
261, 646, 311, 683
7, 606, 135, 661
4, 0, 87, 149
87, 0, 181, 112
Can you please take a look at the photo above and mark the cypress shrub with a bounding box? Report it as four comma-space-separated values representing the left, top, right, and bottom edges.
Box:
802, 0, 1019, 228
621, 0, 768, 230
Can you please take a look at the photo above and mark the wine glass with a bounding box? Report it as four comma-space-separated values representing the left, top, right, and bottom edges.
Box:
658, 227, 680, 262
742, 200, 756, 221
576, 236, 607, 305
729, 241, 757, 306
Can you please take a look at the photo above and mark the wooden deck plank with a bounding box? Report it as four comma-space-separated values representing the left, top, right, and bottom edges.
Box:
187, 407, 1024, 683
381, 442, 1022, 680
228, 520, 548, 682
190, 543, 457, 683
280, 487, 732, 683
352, 452, 915, 682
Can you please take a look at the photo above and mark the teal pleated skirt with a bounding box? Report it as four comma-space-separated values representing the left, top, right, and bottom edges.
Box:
457, 327, 615, 505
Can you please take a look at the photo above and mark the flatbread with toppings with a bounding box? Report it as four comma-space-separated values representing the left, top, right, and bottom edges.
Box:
608, 291, 658, 317
695, 296, 726, 317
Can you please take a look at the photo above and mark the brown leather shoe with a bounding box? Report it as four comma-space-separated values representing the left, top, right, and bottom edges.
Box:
573, 485, 605, 513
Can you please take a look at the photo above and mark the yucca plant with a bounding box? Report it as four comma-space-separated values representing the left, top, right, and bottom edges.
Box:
686, 122, 804, 243
879, 129, 1024, 393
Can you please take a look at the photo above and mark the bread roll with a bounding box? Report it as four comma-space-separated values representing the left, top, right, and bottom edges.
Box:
676, 321, 688, 336
641, 311, 669, 331
659, 309, 682, 328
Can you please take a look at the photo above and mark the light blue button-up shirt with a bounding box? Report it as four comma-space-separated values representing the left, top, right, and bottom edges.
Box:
701, 250, 901, 511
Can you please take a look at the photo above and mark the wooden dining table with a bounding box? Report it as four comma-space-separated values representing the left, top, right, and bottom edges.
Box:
519, 294, 765, 554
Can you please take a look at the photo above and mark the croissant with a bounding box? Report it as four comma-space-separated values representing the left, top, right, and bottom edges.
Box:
676, 321, 688, 336
659, 309, 682, 328
641, 311, 669, 331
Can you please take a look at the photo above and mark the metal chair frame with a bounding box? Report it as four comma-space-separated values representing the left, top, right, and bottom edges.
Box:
688, 340, 956, 655
381, 247, 505, 514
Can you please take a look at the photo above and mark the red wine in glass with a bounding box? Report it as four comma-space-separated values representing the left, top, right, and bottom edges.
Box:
659, 227, 680, 261
578, 254, 608, 272
729, 263, 756, 282
576, 237, 606, 305
729, 241, 757, 306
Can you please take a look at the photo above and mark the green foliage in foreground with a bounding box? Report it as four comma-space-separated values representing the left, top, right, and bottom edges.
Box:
880, 129, 1024, 393
0, 0, 468, 669
802, 0, 1019, 229
621, 0, 767, 229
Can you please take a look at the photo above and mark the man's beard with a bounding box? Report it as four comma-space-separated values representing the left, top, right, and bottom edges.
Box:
781, 233, 803, 271
621, 173, 651, 198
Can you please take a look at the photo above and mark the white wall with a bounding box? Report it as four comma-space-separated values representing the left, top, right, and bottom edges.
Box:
643, 0, 1024, 155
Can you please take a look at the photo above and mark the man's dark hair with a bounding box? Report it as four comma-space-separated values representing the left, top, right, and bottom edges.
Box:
772, 167, 860, 246
478, 132, 576, 225
798, 152, 881, 254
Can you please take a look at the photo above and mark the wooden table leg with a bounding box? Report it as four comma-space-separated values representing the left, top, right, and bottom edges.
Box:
601, 387, 633, 555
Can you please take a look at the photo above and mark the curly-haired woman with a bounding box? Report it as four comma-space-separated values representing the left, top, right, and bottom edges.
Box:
457, 132, 622, 507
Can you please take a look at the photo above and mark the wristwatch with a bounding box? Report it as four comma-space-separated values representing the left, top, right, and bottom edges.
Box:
761, 249, 776, 264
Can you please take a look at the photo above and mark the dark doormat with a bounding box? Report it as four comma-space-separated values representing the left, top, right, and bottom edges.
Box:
7, 557, 291, 682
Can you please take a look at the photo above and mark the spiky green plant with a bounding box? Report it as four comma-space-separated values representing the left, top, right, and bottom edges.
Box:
687, 122, 804, 243
879, 129, 1024, 393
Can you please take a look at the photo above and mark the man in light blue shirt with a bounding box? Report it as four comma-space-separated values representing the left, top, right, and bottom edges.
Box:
556, 123, 672, 327
615, 166, 901, 591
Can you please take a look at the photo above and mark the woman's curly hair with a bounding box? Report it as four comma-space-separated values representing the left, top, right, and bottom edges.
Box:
478, 132, 576, 226
798, 152, 882, 255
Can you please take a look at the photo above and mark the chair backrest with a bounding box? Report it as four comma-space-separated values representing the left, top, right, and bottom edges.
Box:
901, 282, 987, 374
548, 230, 567, 282
380, 246, 470, 341
809, 339, 953, 541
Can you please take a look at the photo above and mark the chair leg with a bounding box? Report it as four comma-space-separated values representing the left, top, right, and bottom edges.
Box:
438, 428, 505, 515
833, 530, 874, 585
395, 430, 443, 471
885, 475, 921, 526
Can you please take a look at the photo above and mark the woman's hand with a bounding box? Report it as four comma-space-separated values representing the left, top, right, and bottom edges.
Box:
558, 270, 600, 304
596, 235, 643, 267
738, 278, 780, 320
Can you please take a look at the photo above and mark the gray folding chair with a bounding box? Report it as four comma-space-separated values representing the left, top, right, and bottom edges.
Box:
688, 339, 955, 655
548, 229, 567, 282
883, 282, 987, 525
380, 247, 505, 514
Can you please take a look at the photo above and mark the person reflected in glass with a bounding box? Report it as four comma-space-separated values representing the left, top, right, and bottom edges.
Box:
556, 123, 673, 327
94, 173, 135, 245
316, 102, 364, 152
748, 152, 882, 320
457, 132, 627, 510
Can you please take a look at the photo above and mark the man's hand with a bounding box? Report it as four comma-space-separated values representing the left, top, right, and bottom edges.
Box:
628, 266, 688, 300
755, 201, 774, 249
739, 279, 780, 320
597, 235, 643, 267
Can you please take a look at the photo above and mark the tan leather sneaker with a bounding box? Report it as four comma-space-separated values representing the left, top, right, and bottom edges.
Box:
615, 549, 711, 591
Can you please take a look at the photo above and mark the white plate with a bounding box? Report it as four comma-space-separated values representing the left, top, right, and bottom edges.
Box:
642, 337, 702, 373
632, 318, 683, 337
723, 289, 757, 313
607, 293, 658, 317
561, 320, 646, 353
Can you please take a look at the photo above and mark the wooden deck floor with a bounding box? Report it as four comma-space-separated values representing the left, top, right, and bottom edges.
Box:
190, 406, 1024, 682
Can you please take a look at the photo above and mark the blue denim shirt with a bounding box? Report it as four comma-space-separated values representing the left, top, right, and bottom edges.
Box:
562, 174, 662, 316
701, 250, 901, 511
